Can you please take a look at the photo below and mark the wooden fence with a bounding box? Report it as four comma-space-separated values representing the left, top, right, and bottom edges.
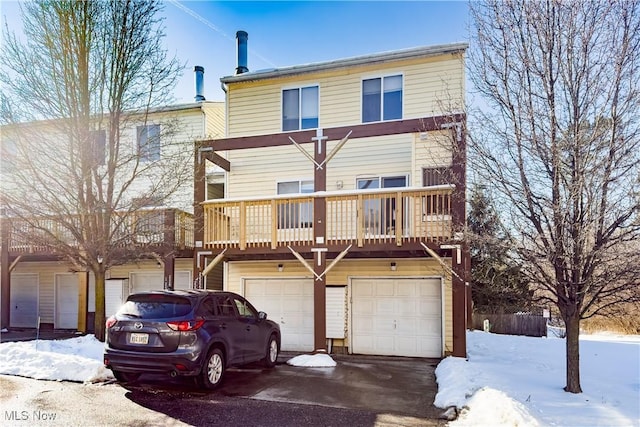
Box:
472, 312, 547, 337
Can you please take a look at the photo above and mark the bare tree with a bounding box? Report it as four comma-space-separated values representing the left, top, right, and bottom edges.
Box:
468, 0, 640, 393
0, 0, 186, 341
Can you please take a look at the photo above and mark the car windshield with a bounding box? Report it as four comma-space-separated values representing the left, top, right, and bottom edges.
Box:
118, 294, 193, 319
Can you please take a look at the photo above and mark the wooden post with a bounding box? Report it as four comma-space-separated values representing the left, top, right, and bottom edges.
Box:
313, 129, 328, 351
77, 272, 89, 333
1, 216, 10, 328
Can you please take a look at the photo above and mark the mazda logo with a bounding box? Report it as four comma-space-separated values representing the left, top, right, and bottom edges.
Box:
134, 322, 143, 330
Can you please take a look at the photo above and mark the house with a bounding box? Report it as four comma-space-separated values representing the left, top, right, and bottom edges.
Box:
0, 67, 224, 332
195, 32, 469, 357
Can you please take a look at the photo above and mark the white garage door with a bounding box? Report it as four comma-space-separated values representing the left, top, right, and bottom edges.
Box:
129, 271, 191, 294
244, 278, 314, 352
10, 273, 39, 328
55, 274, 79, 329
351, 278, 442, 358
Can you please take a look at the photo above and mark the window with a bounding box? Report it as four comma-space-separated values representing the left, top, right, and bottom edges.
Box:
137, 124, 160, 162
282, 86, 319, 131
277, 180, 313, 228
233, 297, 257, 319
422, 167, 452, 217
357, 176, 407, 234
1, 139, 17, 173
91, 130, 106, 166
362, 75, 402, 123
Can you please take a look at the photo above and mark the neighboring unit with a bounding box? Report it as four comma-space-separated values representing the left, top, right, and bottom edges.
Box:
0, 68, 224, 332
195, 32, 469, 357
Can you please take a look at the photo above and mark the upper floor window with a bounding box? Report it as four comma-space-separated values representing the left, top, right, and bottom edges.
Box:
1, 138, 17, 173
91, 129, 106, 166
362, 75, 403, 123
282, 86, 319, 131
137, 124, 160, 162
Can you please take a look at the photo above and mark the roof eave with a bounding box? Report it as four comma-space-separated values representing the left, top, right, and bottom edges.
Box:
220, 42, 468, 84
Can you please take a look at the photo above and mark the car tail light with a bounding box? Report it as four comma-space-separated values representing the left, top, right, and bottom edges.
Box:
167, 318, 205, 331
106, 316, 117, 329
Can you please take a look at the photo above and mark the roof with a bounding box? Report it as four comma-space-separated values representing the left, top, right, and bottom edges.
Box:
220, 42, 468, 84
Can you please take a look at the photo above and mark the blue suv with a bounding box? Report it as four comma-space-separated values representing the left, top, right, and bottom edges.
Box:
104, 290, 280, 389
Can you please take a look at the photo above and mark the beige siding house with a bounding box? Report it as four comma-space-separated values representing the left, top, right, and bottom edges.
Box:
1, 91, 225, 331
196, 33, 469, 358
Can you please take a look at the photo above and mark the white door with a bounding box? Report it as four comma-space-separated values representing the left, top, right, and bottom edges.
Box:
55, 274, 79, 329
174, 271, 191, 290
244, 278, 314, 352
10, 273, 39, 328
351, 278, 442, 357
105, 279, 125, 317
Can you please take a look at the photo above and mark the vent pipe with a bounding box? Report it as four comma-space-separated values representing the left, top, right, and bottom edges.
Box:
235, 31, 248, 75
194, 66, 205, 102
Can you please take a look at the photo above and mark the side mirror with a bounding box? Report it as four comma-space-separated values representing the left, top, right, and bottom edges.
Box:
258, 311, 268, 321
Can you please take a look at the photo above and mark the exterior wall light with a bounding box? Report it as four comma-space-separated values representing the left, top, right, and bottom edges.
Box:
278, 264, 284, 272
390, 262, 397, 271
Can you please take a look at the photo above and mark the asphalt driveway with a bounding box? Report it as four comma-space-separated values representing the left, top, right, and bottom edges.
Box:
123, 352, 445, 425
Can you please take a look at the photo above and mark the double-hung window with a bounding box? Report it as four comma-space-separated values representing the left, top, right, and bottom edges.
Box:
1, 138, 17, 173
362, 75, 403, 123
282, 86, 319, 131
91, 129, 106, 166
277, 180, 313, 228
137, 124, 160, 162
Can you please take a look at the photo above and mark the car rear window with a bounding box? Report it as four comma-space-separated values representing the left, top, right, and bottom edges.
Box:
117, 294, 193, 319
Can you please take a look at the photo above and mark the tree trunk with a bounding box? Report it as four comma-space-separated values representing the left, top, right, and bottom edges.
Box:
564, 314, 582, 393
93, 268, 106, 342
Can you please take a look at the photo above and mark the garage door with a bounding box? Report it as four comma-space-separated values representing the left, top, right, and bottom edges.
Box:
244, 278, 314, 352
10, 273, 39, 328
55, 274, 79, 329
351, 278, 442, 358
129, 271, 191, 294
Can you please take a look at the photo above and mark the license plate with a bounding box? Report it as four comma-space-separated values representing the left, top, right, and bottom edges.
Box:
129, 333, 149, 345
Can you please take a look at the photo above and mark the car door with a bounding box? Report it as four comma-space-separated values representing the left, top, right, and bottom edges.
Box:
232, 296, 265, 363
213, 295, 247, 365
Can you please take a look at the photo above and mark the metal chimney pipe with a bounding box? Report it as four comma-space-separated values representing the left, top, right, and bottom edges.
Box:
235, 31, 248, 75
194, 66, 205, 102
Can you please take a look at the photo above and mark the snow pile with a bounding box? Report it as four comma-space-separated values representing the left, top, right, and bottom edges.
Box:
286, 353, 337, 368
0, 335, 113, 383
450, 387, 540, 426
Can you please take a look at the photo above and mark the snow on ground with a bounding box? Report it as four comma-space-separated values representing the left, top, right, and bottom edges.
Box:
435, 330, 640, 426
286, 353, 337, 367
0, 331, 638, 426
0, 335, 113, 383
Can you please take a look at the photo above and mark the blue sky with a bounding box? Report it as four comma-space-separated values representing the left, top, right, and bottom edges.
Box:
1, 1, 470, 103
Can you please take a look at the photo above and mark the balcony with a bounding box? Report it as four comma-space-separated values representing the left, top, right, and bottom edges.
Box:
1, 208, 194, 256
202, 186, 454, 251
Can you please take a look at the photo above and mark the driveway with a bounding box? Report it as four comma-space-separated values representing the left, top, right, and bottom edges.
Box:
124, 352, 445, 425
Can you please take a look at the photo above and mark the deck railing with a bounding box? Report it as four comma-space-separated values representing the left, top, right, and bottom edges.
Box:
2, 208, 194, 254
203, 186, 454, 250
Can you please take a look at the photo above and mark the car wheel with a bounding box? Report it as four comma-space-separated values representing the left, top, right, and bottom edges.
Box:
201, 348, 225, 389
112, 370, 140, 383
263, 334, 278, 368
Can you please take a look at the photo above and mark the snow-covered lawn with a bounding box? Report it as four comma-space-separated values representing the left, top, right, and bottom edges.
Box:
0, 329, 638, 426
